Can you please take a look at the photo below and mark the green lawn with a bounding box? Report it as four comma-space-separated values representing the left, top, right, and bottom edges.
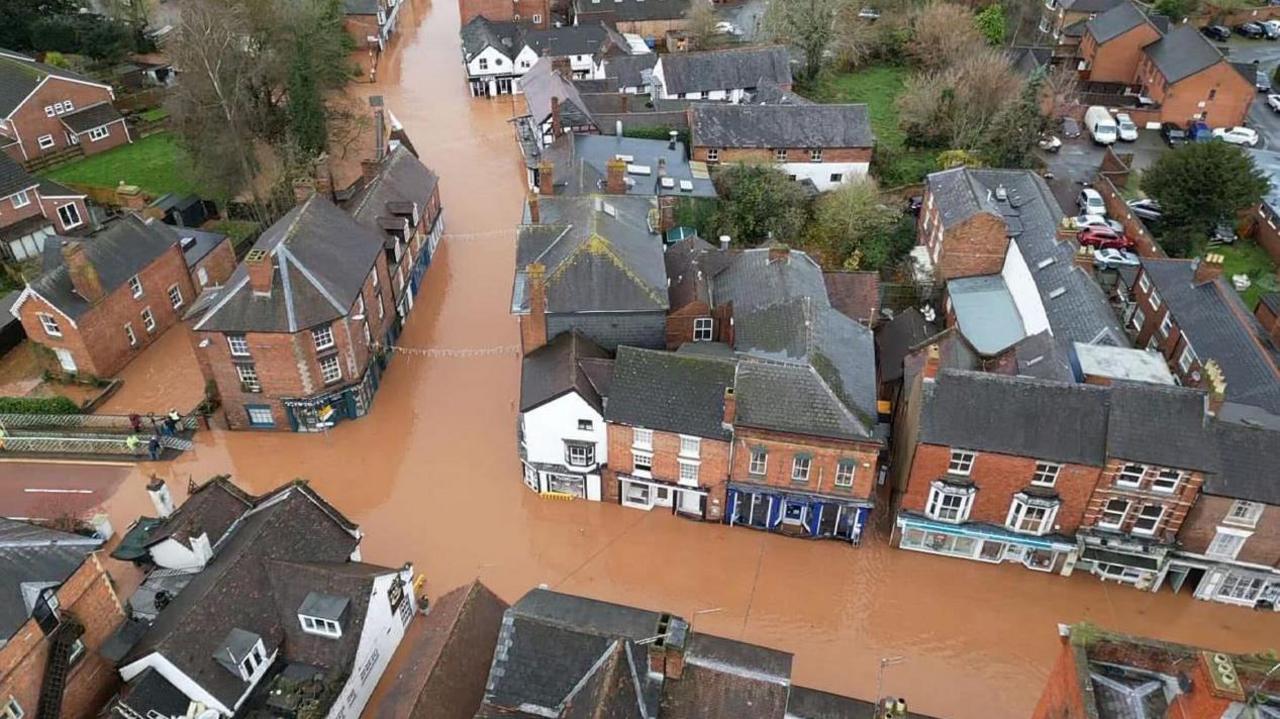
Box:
43, 133, 196, 197
801, 65, 938, 187
1214, 239, 1277, 309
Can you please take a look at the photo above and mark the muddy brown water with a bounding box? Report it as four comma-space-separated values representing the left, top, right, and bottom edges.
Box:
3, 2, 1277, 716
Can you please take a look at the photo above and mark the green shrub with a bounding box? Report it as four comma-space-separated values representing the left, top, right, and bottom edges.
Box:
0, 396, 81, 414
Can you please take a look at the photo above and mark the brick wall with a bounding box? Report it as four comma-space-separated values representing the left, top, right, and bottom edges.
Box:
1080, 459, 1204, 541
0, 184, 46, 228
1143, 60, 1253, 128
17, 243, 196, 377
917, 191, 1009, 280
191, 239, 238, 291
344, 15, 381, 48
1128, 265, 1198, 382
902, 443, 1102, 533
1081, 26, 1161, 84
1093, 177, 1162, 258
603, 422, 730, 520
665, 301, 713, 349
730, 428, 880, 501
9, 78, 120, 161
459, 0, 549, 27
0, 552, 126, 719
1030, 638, 1089, 719
1251, 203, 1280, 266
1178, 493, 1280, 567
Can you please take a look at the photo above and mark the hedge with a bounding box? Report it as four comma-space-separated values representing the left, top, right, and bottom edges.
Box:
0, 396, 82, 415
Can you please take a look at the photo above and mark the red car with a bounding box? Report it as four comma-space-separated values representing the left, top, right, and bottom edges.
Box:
1077, 227, 1134, 250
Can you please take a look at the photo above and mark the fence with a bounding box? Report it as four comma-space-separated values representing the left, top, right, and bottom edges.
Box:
0, 411, 200, 459
22, 144, 84, 174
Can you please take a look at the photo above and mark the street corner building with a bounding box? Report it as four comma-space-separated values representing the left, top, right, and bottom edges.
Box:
0, 48, 131, 163
101, 477, 419, 719
0, 517, 125, 719
188, 141, 443, 432
11, 213, 231, 378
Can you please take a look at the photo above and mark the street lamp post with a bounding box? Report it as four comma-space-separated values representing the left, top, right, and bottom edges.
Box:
876, 655, 906, 713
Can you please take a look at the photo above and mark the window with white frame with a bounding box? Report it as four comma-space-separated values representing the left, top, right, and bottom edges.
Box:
370, 267, 380, 288
679, 435, 700, 458
141, 307, 155, 332
167, 284, 183, 310
925, 482, 974, 523
948, 449, 975, 475
1151, 468, 1182, 493
479, 57, 489, 71
1158, 313, 1172, 339
1099, 498, 1129, 529
1148, 289, 1161, 310
124, 323, 136, 347
228, 334, 250, 356
748, 447, 767, 475
56, 202, 81, 229
774, 148, 787, 161
706, 148, 719, 162
834, 460, 855, 487
128, 275, 143, 298
239, 640, 266, 679
565, 441, 595, 466
791, 455, 811, 482
4, 698, 23, 719
1031, 462, 1061, 487
319, 355, 342, 384
1218, 573, 1267, 602
377, 294, 384, 319
37, 313, 61, 337
1224, 500, 1263, 527
300, 614, 341, 637
87, 126, 110, 142
693, 317, 713, 341
809, 148, 823, 162
236, 363, 261, 392
632, 427, 653, 450
1130, 305, 1145, 331
1178, 344, 1197, 373
1006, 496, 1058, 535
1132, 504, 1164, 536
247, 406, 274, 426
10, 190, 29, 209
1138, 272, 1150, 293
578, 419, 593, 431
632, 450, 653, 474
1207, 528, 1249, 560
313, 324, 335, 351
1116, 464, 1145, 487
678, 460, 699, 484
37, 135, 54, 150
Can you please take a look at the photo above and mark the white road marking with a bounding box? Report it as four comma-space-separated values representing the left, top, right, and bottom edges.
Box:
23, 488, 93, 494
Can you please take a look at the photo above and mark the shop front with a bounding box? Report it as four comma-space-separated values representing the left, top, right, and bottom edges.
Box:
1192, 564, 1280, 611
726, 484, 870, 544
1077, 541, 1167, 590
521, 461, 602, 501
618, 474, 706, 518
894, 513, 1075, 573
283, 366, 380, 432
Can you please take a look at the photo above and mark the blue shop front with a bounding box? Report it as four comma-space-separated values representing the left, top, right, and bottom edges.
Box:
282, 362, 383, 432
725, 483, 871, 543
894, 512, 1077, 573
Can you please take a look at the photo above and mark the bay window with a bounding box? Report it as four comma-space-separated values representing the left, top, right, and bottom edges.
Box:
925, 481, 975, 523
1006, 495, 1058, 535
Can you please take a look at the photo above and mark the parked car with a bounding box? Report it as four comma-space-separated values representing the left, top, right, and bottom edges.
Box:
1269, 94, 1280, 113
1160, 122, 1190, 146
857, 7, 881, 19
1213, 126, 1261, 146
714, 21, 742, 35
1236, 21, 1266, 38
1093, 248, 1141, 268
1078, 227, 1135, 250
1076, 214, 1124, 232
1115, 113, 1139, 141
1060, 117, 1082, 139
1265, 19, 1280, 38
1202, 24, 1232, 41
1259, 71, 1273, 92
1127, 198, 1163, 222
906, 195, 923, 216
1085, 106, 1118, 145
1078, 188, 1107, 215
1211, 222, 1238, 244
1039, 134, 1062, 152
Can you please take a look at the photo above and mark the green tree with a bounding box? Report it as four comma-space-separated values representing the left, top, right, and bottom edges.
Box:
975, 4, 1006, 45
1141, 142, 1269, 257
1152, 0, 1191, 21
763, 0, 838, 80
980, 73, 1045, 168
809, 178, 905, 269
709, 164, 811, 244
0, 0, 77, 51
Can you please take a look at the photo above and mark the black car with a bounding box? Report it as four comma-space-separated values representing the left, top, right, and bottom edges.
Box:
1202, 24, 1232, 40
1237, 21, 1266, 38
1259, 71, 1274, 92
1061, 117, 1082, 139
1160, 122, 1190, 146
1211, 221, 1238, 244
906, 195, 923, 216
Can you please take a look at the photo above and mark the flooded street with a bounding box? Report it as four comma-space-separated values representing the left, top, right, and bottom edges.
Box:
3, 2, 1276, 716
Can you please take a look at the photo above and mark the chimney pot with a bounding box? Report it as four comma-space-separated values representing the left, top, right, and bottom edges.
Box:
1203, 360, 1227, 416
719, 235, 731, 251
615, 119, 623, 136
721, 386, 735, 427
922, 343, 941, 383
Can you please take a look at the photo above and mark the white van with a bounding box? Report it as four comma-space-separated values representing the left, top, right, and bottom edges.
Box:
1084, 106, 1118, 145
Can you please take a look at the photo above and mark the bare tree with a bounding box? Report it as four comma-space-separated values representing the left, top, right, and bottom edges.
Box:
1040, 63, 1079, 120
908, 2, 985, 70
684, 2, 724, 50
897, 47, 1020, 150
764, 0, 840, 80
829, 5, 877, 71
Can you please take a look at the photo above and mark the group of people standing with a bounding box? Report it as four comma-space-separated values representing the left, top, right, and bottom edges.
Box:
124, 409, 183, 460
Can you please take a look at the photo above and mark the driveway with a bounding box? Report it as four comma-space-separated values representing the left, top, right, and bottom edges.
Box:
716, 0, 768, 42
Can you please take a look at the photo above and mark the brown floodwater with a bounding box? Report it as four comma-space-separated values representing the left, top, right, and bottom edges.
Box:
3, 3, 1276, 717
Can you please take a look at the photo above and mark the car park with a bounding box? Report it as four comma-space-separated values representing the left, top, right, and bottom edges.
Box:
1160, 122, 1190, 146
1213, 126, 1260, 146
1202, 24, 1231, 41
1236, 21, 1266, 38
1078, 227, 1135, 250
1115, 113, 1139, 141
1093, 248, 1141, 268
1039, 134, 1062, 152
1060, 117, 1082, 139
1078, 188, 1106, 215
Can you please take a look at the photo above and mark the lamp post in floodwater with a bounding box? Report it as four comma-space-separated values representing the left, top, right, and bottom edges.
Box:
876, 655, 906, 711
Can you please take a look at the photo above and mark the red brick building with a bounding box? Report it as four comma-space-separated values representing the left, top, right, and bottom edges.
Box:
1077, 2, 1162, 84
190, 145, 442, 431
459, 0, 549, 28
0, 519, 126, 719
0, 152, 89, 262
0, 50, 130, 162
11, 215, 207, 378
917, 167, 1010, 281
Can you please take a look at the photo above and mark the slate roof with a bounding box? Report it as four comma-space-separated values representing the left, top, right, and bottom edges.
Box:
747, 78, 814, 105
574, 0, 692, 23
1143, 26, 1227, 84
24, 215, 181, 320
1005, 331, 1076, 382
523, 23, 628, 58
657, 46, 792, 96
0, 151, 39, 198
1086, 2, 1154, 44
459, 16, 522, 61
145, 476, 254, 548
522, 58, 596, 130
113, 668, 191, 718
120, 481, 379, 712
710, 246, 827, 314
520, 330, 613, 412
605, 345, 736, 440
660, 633, 791, 718
1140, 257, 1280, 414
688, 103, 873, 149
1105, 382, 1218, 472
0, 517, 103, 641
344, 144, 440, 239
170, 226, 229, 268
875, 307, 939, 384
924, 166, 1001, 230
0, 49, 107, 116
1263, 291, 1280, 316
823, 271, 880, 325
193, 194, 386, 333
1061, 0, 1125, 12
665, 235, 726, 310
541, 133, 716, 198
1008, 46, 1051, 77
60, 101, 123, 133
604, 53, 657, 88
1206, 418, 1280, 504
513, 195, 667, 315
367, 581, 509, 719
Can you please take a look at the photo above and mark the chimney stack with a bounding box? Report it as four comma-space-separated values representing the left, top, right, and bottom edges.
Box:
922, 343, 941, 383
721, 386, 735, 427
767, 242, 791, 264
521, 263, 548, 354
293, 178, 315, 206
606, 157, 628, 194
370, 95, 386, 161
314, 153, 335, 200
528, 190, 541, 224
551, 56, 571, 79
116, 183, 147, 211
668, 130, 678, 150
538, 160, 555, 196
550, 96, 563, 138
1194, 252, 1225, 285
362, 158, 382, 184
245, 249, 275, 296
61, 241, 104, 303
147, 476, 175, 518
1203, 360, 1227, 416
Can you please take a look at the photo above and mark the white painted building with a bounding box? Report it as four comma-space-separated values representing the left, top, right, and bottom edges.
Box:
460, 17, 627, 97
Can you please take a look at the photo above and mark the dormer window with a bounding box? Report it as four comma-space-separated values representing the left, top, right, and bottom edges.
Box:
298, 592, 348, 639
240, 641, 266, 678
300, 615, 342, 637
215, 629, 269, 681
